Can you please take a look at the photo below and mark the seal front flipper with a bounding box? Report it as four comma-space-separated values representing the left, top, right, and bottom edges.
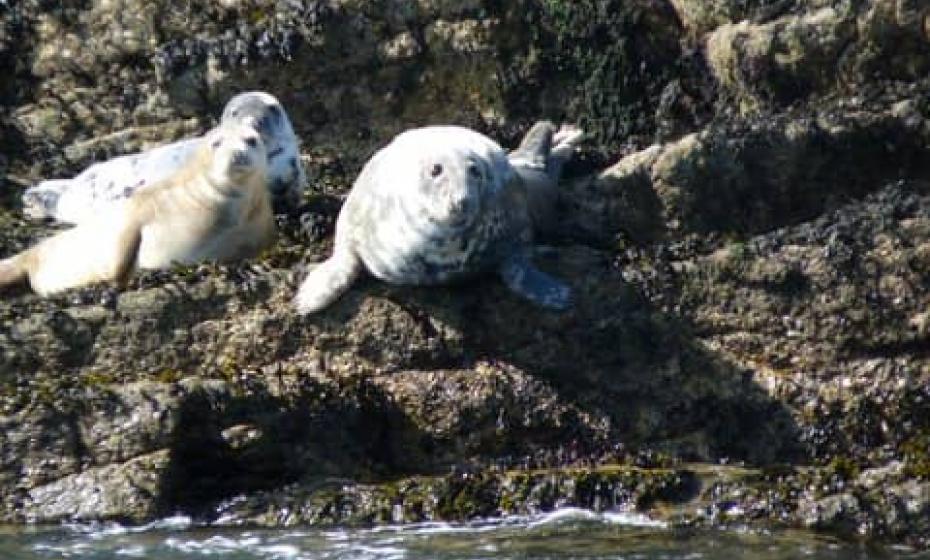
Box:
0, 255, 28, 292
498, 252, 573, 311
294, 247, 364, 315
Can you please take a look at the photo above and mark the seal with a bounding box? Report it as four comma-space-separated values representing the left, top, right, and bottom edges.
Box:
293, 122, 582, 314
22, 91, 304, 224
0, 123, 274, 296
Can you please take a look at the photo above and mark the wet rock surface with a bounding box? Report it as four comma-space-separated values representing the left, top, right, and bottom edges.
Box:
1, 0, 930, 550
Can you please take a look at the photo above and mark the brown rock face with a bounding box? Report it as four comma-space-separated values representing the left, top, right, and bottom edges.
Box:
1, 0, 930, 548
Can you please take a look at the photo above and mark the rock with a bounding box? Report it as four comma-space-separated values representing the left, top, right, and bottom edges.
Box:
2, 0, 930, 549
705, 2, 930, 114
213, 465, 694, 527
706, 7, 854, 113
564, 98, 930, 242
23, 451, 169, 524
856, 460, 905, 491
799, 492, 862, 533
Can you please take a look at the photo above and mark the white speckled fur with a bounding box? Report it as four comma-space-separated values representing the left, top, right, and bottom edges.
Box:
295, 123, 580, 314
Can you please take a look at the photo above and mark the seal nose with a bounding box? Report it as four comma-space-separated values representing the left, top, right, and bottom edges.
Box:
232, 151, 251, 166
231, 139, 254, 166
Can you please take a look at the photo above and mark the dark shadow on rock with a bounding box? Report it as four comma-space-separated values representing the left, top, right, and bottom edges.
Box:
296, 243, 803, 469
155, 376, 435, 518
445, 245, 805, 466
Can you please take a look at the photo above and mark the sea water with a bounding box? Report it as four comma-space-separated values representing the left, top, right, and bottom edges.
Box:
0, 509, 927, 560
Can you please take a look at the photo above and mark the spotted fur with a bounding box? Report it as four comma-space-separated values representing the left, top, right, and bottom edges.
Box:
294, 123, 582, 314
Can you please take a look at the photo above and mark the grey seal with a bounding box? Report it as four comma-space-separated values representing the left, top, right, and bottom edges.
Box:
22, 91, 304, 224
294, 122, 582, 314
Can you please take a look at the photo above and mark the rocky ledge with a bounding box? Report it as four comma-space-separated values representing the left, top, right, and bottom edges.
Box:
1, 0, 930, 550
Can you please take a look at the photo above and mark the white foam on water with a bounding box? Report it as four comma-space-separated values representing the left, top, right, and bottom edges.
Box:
256, 543, 302, 558
32, 541, 93, 556
165, 534, 247, 554
350, 544, 407, 560
529, 507, 668, 529
601, 511, 669, 529
62, 514, 193, 539
115, 544, 147, 557
359, 513, 536, 538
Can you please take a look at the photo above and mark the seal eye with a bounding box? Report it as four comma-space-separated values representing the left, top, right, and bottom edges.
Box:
430, 163, 443, 178
467, 162, 482, 181
245, 137, 258, 149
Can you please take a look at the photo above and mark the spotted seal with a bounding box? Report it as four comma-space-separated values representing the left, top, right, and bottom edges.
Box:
0, 123, 274, 295
294, 122, 583, 314
22, 91, 304, 224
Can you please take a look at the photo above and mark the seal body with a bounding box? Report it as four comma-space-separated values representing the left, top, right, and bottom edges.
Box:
0, 123, 274, 295
22, 91, 304, 224
294, 123, 581, 314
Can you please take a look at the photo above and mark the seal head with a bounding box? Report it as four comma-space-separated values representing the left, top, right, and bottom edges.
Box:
221, 91, 304, 208
204, 123, 268, 190
352, 127, 515, 285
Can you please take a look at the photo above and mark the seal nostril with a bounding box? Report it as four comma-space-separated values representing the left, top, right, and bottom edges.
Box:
211, 138, 222, 149
430, 163, 443, 178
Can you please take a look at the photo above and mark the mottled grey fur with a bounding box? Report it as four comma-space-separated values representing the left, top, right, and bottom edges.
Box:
294, 123, 582, 314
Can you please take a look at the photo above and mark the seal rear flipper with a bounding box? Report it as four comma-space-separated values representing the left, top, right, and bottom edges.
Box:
547, 124, 585, 182
509, 121, 556, 170
498, 253, 573, 310
294, 249, 363, 315
22, 180, 70, 221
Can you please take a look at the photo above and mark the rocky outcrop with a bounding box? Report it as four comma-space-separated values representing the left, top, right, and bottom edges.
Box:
564, 92, 930, 243
1, 0, 930, 549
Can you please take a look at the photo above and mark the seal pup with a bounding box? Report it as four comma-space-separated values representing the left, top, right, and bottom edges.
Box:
22, 91, 304, 224
0, 123, 274, 296
294, 123, 582, 315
